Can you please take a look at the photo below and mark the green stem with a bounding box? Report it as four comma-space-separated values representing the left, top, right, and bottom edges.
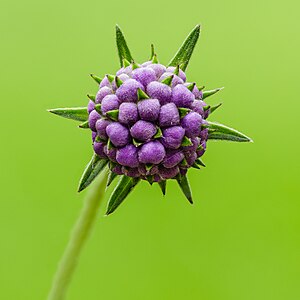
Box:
47, 171, 108, 300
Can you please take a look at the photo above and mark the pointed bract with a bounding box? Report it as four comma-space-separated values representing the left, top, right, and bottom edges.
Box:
79, 121, 89, 129
207, 121, 252, 142
181, 136, 193, 146
176, 175, 193, 204
106, 109, 119, 121
116, 25, 133, 67
137, 88, 149, 100
161, 75, 174, 86
202, 87, 224, 99
168, 25, 201, 71
210, 103, 222, 114
106, 171, 118, 188
158, 180, 166, 196
87, 94, 96, 102
48, 107, 89, 122
78, 155, 108, 192
106, 176, 140, 215
90, 74, 102, 84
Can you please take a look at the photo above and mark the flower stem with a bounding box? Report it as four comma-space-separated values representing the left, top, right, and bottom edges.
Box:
47, 171, 108, 300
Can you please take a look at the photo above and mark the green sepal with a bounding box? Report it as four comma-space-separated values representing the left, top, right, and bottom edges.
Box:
178, 107, 191, 118
197, 144, 204, 151
87, 94, 95, 102
115, 76, 123, 88
180, 158, 188, 167
137, 88, 149, 100
202, 87, 223, 99
107, 139, 114, 150
106, 170, 118, 188
195, 158, 206, 167
48, 107, 89, 122
158, 180, 166, 196
191, 163, 201, 169
174, 65, 180, 75
78, 121, 89, 128
131, 61, 139, 70
210, 103, 223, 114
94, 104, 102, 114
168, 24, 201, 71
145, 164, 153, 172
133, 138, 143, 147
78, 155, 108, 192
95, 135, 106, 143
203, 105, 211, 111
146, 175, 154, 185
122, 58, 131, 67
106, 109, 119, 121
198, 85, 205, 91
186, 82, 196, 92
116, 25, 133, 67
154, 127, 163, 139
161, 75, 174, 86
106, 74, 115, 83
90, 74, 102, 84
176, 175, 193, 204
152, 53, 158, 64
150, 44, 155, 60
207, 121, 252, 142
106, 175, 140, 215
181, 136, 193, 146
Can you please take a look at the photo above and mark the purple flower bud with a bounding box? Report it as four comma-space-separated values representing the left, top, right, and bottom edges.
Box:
88, 110, 101, 131
116, 79, 144, 103
146, 81, 172, 105
199, 128, 208, 141
159, 166, 180, 180
180, 168, 187, 176
92, 131, 97, 142
106, 122, 130, 147
99, 76, 111, 88
93, 142, 107, 159
166, 66, 186, 82
147, 64, 166, 78
95, 118, 111, 140
116, 144, 139, 168
141, 61, 152, 67
118, 102, 138, 124
138, 141, 166, 164
153, 174, 162, 182
163, 150, 184, 168
181, 112, 202, 138
112, 164, 123, 175
159, 72, 184, 87
159, 103, 180, 127
162, 126, 185, 149
171, 84, 195, 108
137, 99, 160, 122
191, 100, 205, 117
184, 151, 197, 166
104, 146, 117, 162
88, 100, 95, 113
101, 95, 120, 115
116, 65, 133, 76
130, 120, 157, 141
132, 67, 156, 88
122, 167, 140, 177
96, 87, 113, 104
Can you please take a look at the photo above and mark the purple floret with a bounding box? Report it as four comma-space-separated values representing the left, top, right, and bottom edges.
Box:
166, 66, 187, 82
147, 64, 166, 78
106, 122, 130, 147
138, 99, 160, 122
132, 67, 156, 88
138, 141, 166, 164
163, 150, 184, 168
116, 79, 144, 103
146, 81, 172, 105
118, 102, 138, 124
88, 100, 95, 113
101, 95, 120, 114
130, 120, 157, 141
171, 84, 195, 108
99, 76, 111, 88
116, 144, 139, 168
93, 142, 107, 158
181, 112, 202, 138
88, 110, 101, 131
159, 103, 180, 127
159, 166, 180, 179
159, 72, 184, 87
95, 119, 111, 140
162, 126, 185, 149
96, 87, 113, 104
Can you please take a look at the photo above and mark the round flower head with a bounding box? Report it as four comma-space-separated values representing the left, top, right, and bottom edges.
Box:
50, 25, 251, 214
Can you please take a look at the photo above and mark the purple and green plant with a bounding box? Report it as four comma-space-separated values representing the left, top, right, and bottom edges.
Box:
47, 25, 251, 300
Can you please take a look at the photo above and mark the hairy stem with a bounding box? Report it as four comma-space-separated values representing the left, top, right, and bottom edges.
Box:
47, 171, 108, 300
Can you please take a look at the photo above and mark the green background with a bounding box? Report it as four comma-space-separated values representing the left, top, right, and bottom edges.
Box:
1, 0, 299, 299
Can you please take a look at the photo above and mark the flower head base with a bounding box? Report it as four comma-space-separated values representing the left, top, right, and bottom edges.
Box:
49, 25, 252, 215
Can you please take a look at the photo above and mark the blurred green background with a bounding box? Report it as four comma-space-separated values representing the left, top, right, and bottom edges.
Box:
1, 0, 299, 299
